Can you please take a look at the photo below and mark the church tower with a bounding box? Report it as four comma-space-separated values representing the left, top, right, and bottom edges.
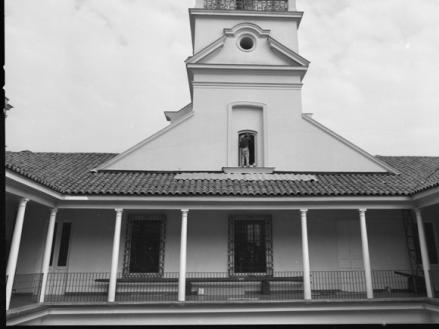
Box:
98, 0, 395, 173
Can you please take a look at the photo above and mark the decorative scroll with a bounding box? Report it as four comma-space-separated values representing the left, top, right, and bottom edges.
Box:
204, 0, 289, 12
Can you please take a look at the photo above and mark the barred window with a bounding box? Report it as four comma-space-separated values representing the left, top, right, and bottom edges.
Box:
228, 216, 273, 276
123, 215, 166, 276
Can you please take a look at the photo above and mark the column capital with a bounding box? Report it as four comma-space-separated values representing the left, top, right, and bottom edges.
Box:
181, 209, 190, 215
115, 208, 123, 215
300, 208, 308, 214
359, 208, 367, 214
19, 198, 30, 206
51, 208, 58, 215
414, 208, 422, 216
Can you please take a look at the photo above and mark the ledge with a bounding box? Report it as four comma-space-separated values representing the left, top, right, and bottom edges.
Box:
223, 167, 275, 174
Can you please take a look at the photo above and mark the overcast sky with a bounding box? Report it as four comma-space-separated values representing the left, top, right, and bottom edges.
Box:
5, 0, 439, 156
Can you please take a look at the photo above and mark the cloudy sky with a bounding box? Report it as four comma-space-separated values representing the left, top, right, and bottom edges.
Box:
5, 0, 439, 156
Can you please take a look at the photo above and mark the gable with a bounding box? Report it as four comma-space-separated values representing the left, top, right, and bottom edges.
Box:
96, 100, 396, 173
186, 22, 309, 67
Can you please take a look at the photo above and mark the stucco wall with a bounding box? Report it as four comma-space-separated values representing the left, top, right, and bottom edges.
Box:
192, 16, 300, 54
107, 84, 387, 172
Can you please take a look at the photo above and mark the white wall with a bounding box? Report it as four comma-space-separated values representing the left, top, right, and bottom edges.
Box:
192, 16, 300, 53
107, 84, 386, 172
14, 208, 415, 275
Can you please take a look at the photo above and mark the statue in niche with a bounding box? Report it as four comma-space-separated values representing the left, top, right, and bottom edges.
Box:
239, 133, 253, 167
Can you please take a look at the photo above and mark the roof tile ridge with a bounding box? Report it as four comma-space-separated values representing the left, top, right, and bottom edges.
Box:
413, 166, 439, 192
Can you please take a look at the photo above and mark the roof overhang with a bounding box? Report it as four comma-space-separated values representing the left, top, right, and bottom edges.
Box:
6, 171, 62, 207
412, 185, 439, 208
6, 169, 438, 211
4, 169, 417, 210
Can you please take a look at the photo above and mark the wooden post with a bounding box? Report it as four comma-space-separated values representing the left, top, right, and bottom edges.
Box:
359, 209, 373, 299
178, 209, 189, 302
301, 209, 312, 300
6, 198, 29, 310
414, 208, 433, 298
108, 209, 123, 302
39, 208, 58, 303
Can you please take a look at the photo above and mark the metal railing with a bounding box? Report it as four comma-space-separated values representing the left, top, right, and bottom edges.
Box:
204, 0, 289, 12
8, 270, 429, 309
311, 271, 367, 300
115, 273, 179, 302
185, 271, 304, 301
10, 273, 43, 309
45, 272, 109, 303
372, 270, 426, 298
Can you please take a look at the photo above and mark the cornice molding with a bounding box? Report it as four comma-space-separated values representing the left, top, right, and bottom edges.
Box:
185, 35, 227, 64
187, 63, 308, 71
189, 8, 304, 22
192, 81, 303, 90
268, 36, 310, 67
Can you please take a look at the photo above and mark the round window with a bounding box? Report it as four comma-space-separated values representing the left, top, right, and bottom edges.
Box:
238, 36, 255, 51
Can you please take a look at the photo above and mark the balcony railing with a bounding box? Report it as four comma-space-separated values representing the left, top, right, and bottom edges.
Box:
8, 270, 428, 309
204, 0, 289, 12
9, 273, 43, 309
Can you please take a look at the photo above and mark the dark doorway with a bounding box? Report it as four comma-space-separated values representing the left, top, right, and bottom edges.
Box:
238, 132, 256, 167
234, 220, 267, 273
129, 220, 162, 273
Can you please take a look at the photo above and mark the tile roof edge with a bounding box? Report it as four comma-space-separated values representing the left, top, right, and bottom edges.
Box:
5, 167, 66, 194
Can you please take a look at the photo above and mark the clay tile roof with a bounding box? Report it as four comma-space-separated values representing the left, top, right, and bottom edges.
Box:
5, 151, 439, 197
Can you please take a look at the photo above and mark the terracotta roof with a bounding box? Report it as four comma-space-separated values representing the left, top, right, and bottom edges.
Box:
5, 151, 439, 197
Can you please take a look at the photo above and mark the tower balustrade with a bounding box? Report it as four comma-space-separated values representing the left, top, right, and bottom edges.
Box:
203, 0, 289, 12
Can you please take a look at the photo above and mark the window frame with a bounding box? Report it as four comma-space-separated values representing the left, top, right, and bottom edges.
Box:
228, 215, 273, 277
122, 213, 167, 278
49, 221, 72, 270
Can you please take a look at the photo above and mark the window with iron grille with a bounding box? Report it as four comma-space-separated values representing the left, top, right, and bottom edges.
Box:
228, 216, 273, 276
123, 214, 166, 276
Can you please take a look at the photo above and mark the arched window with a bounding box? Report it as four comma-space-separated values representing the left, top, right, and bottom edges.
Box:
238, 131, 256, 167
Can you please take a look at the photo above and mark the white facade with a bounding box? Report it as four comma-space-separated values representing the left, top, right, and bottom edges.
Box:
96, 1, 392, 173
5, 0, 439, 324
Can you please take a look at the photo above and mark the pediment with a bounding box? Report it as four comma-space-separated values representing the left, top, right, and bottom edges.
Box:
185, 23, 309, 67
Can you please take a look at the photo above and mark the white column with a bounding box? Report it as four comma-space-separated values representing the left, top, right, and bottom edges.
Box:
39, 208, 58, 303
359, 209, 373, 299
108, 208, 123, 302
301, 209, 312, 300
414, 208, 433, 298
6, 198, 29, 310
178, 209, 189, 302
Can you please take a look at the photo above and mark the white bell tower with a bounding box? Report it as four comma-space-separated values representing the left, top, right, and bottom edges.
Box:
187, 0, 309, 169
98, 1, 395, 174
